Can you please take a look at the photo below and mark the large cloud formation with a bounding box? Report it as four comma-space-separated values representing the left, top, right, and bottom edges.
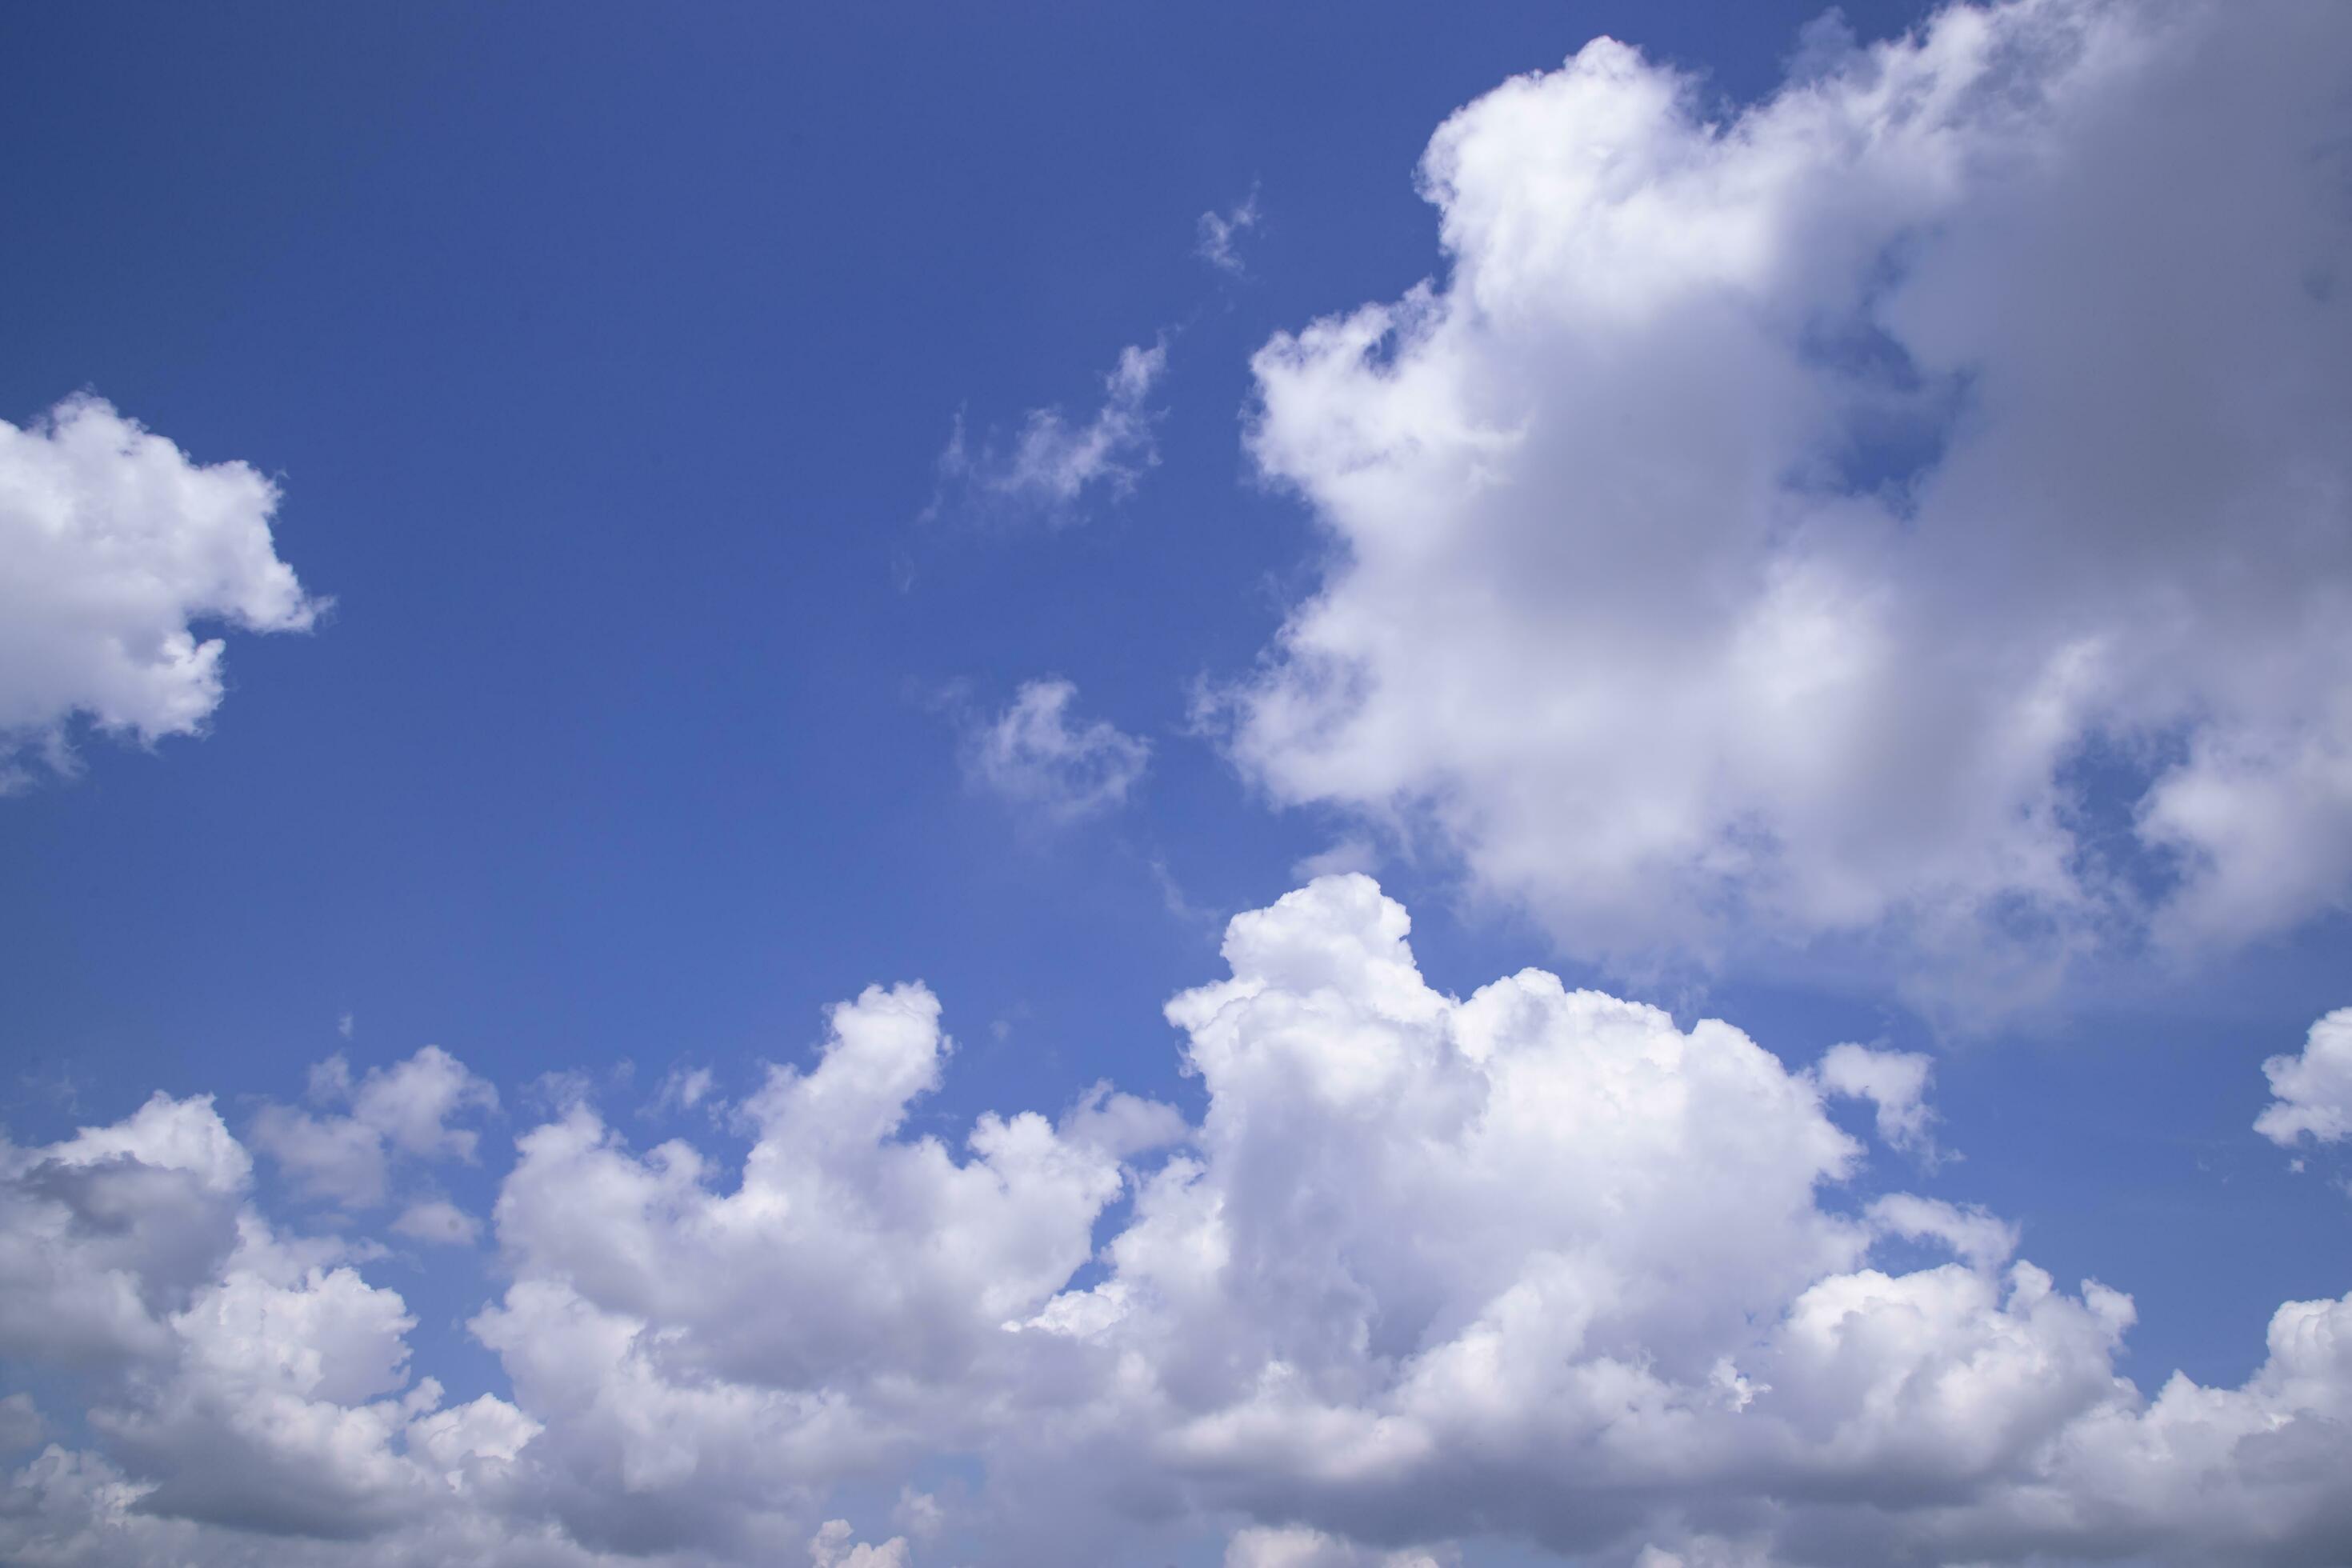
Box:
1225, 0, 2352, 1000
5, 877, 2348, 1566
0, 395, 322, 786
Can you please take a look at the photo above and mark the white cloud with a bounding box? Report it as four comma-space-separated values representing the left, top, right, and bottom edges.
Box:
2257, 1007, 2352, 1147
1, 1094, 252, 1369
0, 1093, 538, 1553
390, 1199, 482, 1247
1222, 0, 2352, 1004
1198, 190, 1262, 276
996, 877, 2350, 1565
810, 1518, 912, 1568
1630, 1540, 1781, 1568
1291, 836, 1381, 881
0, 394, 323, 787
1814, 1042, 1938, 1156
892, 1485, 944, 1540
653, 1062, 719, 1118
251, 1046, 498, 1209
1226, 1526, 1450, 1568
1866, 1191, 2015, 1272
9, 932, 2352, 1564
935, 339, 1167, 525
1226, 1526, 1451, 1568
966, 678, 1151, 822
1058, 1080, 1190, 1161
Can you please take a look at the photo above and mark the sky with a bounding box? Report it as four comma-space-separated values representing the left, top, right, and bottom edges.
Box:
2, 0, 2351, 1564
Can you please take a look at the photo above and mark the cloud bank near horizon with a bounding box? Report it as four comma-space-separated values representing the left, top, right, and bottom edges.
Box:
5, 874, 2348, 1566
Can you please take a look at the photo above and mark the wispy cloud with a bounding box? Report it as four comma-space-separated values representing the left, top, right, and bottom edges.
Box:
1196, 186, 1260, 276
933, 339, 1168, 526
966, 678, 1150, 822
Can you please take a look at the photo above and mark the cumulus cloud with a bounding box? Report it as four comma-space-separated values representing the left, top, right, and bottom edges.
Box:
250, 1046, 498, 1210
2256, 1007, 2352, 1147
1005, 877, 2147, 1561
0, 1092, 251, 1369
966, 678, 1151, 822
892, 1486, 944, 1540
1198, 190, 1262, 276
934, 339, 1167, 525
9, 878, 2352, 1564
1222, 0, 2352, 1003
0, 394, 323, 787
0, 1092, 537, 1556
810, 1518, 911, 1568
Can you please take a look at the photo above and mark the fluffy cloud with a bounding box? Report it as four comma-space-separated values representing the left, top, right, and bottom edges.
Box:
810, 1518, 911, 1568
2256, 1006, 2352, 1147
465, 980, 1158, 1558
966, 678, 1151, 822
935, 339, 1167, 524
0, 394, 323, 786
6, 879, 2350, 1565
1004, 878, 2143, 1559
0, 1094, 537, 1558
251, 1046, 498, 1209
0, 1092, 250, 1369
1814, 1042, 1938, 1156
1222, 0, 2352, 1001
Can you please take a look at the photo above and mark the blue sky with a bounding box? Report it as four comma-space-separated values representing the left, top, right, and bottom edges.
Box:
4, 2, 2352, 1565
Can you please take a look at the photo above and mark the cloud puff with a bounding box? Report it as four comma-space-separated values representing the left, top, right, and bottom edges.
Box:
251, 1047, 499, 1209
1222, 0, 2352, 1003
390, 1199, 482, 1247
810, 1518, 912, 1568
935, 340, 1167, 525
2257, 1007, 2352, 1148
1814, 1042, 1938, 1157
0, 394, 323, 786
0, 1093, 251, 1369
966, 678, 1151, 822
0, 1094, 537, 1554
9, 879, 2352, 1564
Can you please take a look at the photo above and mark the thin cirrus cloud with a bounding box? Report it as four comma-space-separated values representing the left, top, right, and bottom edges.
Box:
931, 338, 1169, 526
3, 876, 2350, 1564
964, 678, 1150, 822
1218, 0, 2352, 1008
1197, 187, 1261, 277
0, 394, 324, 789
